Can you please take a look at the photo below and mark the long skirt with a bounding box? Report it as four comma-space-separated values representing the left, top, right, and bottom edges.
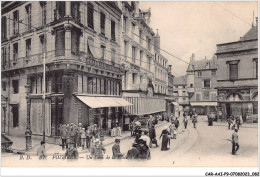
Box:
111, 128, 117, 137
161, 134, 170, 151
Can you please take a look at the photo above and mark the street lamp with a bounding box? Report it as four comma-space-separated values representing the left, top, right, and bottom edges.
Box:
24, 84, 32, 150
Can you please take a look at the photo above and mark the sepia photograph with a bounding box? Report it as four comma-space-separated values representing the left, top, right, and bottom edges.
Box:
0, 0, 259, 172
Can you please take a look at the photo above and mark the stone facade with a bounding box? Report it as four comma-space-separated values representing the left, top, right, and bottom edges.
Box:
215, 23, 258, 121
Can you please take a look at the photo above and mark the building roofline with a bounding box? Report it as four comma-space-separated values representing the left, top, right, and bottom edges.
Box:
216, 39, 257, 46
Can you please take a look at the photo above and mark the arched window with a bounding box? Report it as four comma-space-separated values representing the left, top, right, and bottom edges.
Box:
226, 93, 243, 101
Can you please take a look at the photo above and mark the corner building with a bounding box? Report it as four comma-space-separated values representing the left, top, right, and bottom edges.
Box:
1, 1, 131, 140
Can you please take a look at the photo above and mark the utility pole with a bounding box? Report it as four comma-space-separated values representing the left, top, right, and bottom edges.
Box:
42, 25, 47, 141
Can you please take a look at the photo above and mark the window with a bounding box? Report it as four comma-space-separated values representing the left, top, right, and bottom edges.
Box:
111, 49, 116, 63
111, 20, 116, 41
229, 63, 238, 80
123, 16, 127, 33
256, 60, 258, 78
132, 46, 136, 63
2, 81, 6, 91
26, 39, 31, 58
39, 34, 46, 53
55, 2, 65, 20
139, 30, 142, 44
13, 43, 18, 63
71, 2, 80, 22
1, 16, 7, 40
12, 80, 19, 94
100, 12, 105, 35
1, 47, 7, 68
25, 4, 32, 31
131, 23, 135, 37
148, 38, 151, 51
101, 79, 105, 94
203, 90, 210, 100
198, 71, 202, 77
55, 28, 65, 56
71, 29, 80, 55
101, 45, 106, 59
195, 93, 201, 101
140, 51, 143, 66
87, 3, 94, 29
132, 73, 137, 84
190, 84, 193, 88
204, 80, 210, 88
13, 10, 19, 35
12, 104, 19, 127
148, 57, 151, 71
88, 77, 93, 94
124, 41, 127, 60
40, 2, 46, 26
211, 70, 216, 76
140, 75, 143, 85
253, 58, 258, 78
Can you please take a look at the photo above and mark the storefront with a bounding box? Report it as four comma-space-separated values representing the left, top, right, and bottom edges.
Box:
190, 101, 218, 115
75, 95, 132, 132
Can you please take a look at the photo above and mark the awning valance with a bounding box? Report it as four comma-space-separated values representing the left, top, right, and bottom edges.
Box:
172, 102, 179, 106
190, 102, 218, 106
76, 96, 132, 108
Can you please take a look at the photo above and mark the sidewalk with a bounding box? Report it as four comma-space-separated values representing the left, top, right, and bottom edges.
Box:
5, 120, 168, 156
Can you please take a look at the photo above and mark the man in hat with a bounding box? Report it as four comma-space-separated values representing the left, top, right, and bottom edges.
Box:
138, 139, 151, 160
126, 143, 140, 159
59, 124, 67, 150
65, 142, 78, 159
149, 125, 158, 147
231, 128, 239, 155
93, 124, 99, 139
37, 141, 47, 159
91, 139, 106, 159
112, 139, 124, 159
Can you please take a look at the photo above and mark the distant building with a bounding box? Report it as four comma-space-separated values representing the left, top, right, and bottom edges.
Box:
186, 54, 218, 115
215, 19, 258, 121
119, 2, 166, 126
166, 65, 175, 117
173, 76, 189, 114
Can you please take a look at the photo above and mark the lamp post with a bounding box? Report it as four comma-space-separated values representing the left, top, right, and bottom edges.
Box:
25, 84, 32, 150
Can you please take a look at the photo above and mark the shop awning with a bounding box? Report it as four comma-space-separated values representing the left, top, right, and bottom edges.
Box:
76, 96, 132, 108
190, 102, 218, 106
172, 102, 179, 106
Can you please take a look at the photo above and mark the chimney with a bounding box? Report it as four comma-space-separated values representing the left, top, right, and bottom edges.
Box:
191, 53, 195, 61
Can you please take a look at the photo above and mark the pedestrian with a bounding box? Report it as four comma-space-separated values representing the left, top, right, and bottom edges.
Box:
99, 128, 105, 145
169, 122, 175, 139
77, 123, 83, 147
69, 123, 75, 147
111, 123, 117, 137
73, 124, 78, 148
183, 111, 186, 118
140, 130, 151, 148
138, 139, 151, 160
231, 128, 239, 155
91, 139, 106, 159
60, 124, 67, 150
126, 143, 140, 159
183, 116, 188, 129
174, 117, 179, 130
116, 122, 122, 137
239, 114, 243, 125
85, 126, 92, 150
227, 117, 232, 129
112, 139, 124, 159
93, 124, 99, 140
65, 142, 78, 159
189, 111, 193, 120
192, 115, 197, 128
159, 127, 170, 151
80, 128, 86, 150
37, 141, 47, 159
135, 128, 142, 143
129, 121, 134, 137
149, 125, 158, 148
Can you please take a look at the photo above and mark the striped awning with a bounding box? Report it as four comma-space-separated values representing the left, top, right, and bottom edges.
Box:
76, 96, 132, 108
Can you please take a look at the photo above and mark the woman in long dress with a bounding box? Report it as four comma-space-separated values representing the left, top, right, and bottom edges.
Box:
159, 127, 170, 151
169, 123, 175, 139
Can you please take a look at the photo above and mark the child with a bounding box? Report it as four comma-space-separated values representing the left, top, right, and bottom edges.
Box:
81, 128, 86, 150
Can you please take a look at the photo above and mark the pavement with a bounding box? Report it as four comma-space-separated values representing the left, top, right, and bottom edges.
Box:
3, 120, 169, 156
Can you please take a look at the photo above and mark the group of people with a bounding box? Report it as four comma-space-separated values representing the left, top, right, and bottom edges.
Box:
59, 123, 104, 151
227, 114, 243, 130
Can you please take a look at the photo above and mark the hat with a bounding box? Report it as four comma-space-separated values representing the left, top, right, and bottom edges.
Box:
115, 139, 120, 143
78, 123, 82, 125
70, 123, 74, 126
41, 141, 46, 145
94, 124, 97, 127
132, 143, 138, 147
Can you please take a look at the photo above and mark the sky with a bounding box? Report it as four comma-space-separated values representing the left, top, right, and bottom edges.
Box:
139, 1, 258, 76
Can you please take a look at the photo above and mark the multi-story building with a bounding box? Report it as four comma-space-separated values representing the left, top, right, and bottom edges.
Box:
186, 54, 218, 115
1, 1, 131, 139
173, 76, 189, 115
215, 19, 258, 121
118, 2, 166, 126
